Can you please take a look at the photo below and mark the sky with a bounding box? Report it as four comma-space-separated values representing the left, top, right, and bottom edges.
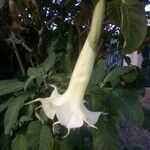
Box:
145, 4, 150, 12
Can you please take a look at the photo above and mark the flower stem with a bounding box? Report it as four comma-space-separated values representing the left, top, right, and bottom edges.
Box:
67, 0, 105, 98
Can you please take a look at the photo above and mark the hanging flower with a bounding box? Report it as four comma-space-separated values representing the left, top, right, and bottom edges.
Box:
26, 0, 106, 137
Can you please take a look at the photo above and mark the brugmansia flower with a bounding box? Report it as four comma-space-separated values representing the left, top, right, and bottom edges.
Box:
26, 0, 105, 137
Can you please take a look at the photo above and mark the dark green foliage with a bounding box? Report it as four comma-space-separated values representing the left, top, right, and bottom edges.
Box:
89, 59, 106, 87
27, 121, 52, 150
0, 79, 25, 96
107, 0, 147, 53
12, 131, 27, 150
0, 0, 6, 9
102, 66, 133, 87
4, 94, 31, 134
93, 118, 118, 150
0, 0, 148, 149
108, 89, 144, 126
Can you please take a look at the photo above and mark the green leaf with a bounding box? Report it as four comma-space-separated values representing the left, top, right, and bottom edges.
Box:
24, 75, 36, 92
0, 99, 11, 113
90, 59, 106, 86
106, 0, 121, 26
121, 3, 147, 53
12, 132, 27, 150
41, 52, 56, 73
122, 71, 137, 83
0, 133, 11, 150
123, 0, 141, 4
27, 121, 52, 150
0, 79, 25, 96
60, 129, 85, 150
93, 118, 118, 150
19, 116, 32, 123
27, 68, 44, 86
0, 0, 6, 9
51, 139, 61, 150
4, 94, 31, 134
102, 66, 133, 86
27, 67, 43, 78
109, 89, 144, 126
47, 38, 59, 54
90, 90, 118, 150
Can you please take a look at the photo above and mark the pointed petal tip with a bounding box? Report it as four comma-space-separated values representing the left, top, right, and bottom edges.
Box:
52, 121, 60, 132
49, 84, 57, 89
62, 128, 70, 138
24, 98, 42, 105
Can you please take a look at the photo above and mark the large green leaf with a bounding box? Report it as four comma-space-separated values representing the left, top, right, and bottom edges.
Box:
27, 121, 52, 150
89, 59, 106, 86
90, 91, 118, 150
24, 75, 36, 92
27, 67, 43, 78
26, 52, 56, 87
60, 129, 85, 150
106, 0, 121, 26
107, 0, 147, 53
109, 89, 144, 126
0, 133, 12, 150
122, 71, 138, 83
27, 52, 56, 78
41, 52, 56, 73
121, 2, 147, 53
0, 79, 25, 96
102, 66, 133, 86
0, 0, 6, 9
0, 99, 11, 113
4, 94, 31, 134
12, 132, 27, 150
51, 139, 61, 150
93, 118, 118, 150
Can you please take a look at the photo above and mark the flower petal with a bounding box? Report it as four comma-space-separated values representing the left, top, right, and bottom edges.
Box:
50, 86, 69, 106
42, 100, 56, 119
82, 105, 102, 125
67, 111, 83, 128
55, 101, 83, 128
50, 84, 61, 99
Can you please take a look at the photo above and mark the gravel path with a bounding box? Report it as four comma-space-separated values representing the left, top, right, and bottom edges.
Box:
119, 116, 150, 150
119, 88, 150, 150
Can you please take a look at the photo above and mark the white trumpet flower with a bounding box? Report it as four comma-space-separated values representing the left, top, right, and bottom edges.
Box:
26, 0, 105, 137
